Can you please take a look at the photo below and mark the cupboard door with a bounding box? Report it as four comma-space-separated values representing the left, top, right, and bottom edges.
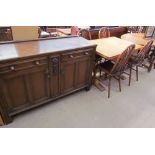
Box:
76, 56, 91, 88
60, 60, 77, 94
0, 71, 31, 114
0, 57, 50, 114
26, 65, 50, 104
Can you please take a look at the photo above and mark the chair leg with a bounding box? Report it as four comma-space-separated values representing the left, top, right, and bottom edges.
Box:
136, 66, 138, 81
129, 66, 132, 86
148, 56, 155, 72
118, 78, 121, 92
100, 68, 102, 77
108, 76, 111, 98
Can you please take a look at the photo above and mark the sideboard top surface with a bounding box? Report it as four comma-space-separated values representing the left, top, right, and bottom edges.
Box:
0, 37, 96, 62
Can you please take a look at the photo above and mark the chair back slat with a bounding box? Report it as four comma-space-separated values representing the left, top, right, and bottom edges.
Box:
71, 26, 79, 35
98, 27, 110, 39
111, 45, 135, 74
133, 40, 153, 65
78, 29, 91, 40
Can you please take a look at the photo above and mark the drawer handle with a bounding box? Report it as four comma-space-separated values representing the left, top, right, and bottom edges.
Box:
35, 61, 40, 65
85, 52, 89, 55
69, 55, 74, 58
10, 66, 15, 71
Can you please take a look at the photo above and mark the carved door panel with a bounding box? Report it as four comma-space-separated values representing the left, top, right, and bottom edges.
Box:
0, 57, 50, 114
76, 56, 91, 88
26, 65, 50, 105
60, 60, 77, 94
0, 71, 31, 114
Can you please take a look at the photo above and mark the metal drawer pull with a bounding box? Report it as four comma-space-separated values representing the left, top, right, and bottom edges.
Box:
10, 66, 15, 70
69, 55, 74, 58
35, 61, 40, 65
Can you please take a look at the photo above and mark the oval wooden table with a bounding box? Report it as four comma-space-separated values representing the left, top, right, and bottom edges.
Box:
121, 33, 155, 72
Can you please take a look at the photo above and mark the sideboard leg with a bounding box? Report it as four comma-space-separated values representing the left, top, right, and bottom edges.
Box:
85, 85, 91, 91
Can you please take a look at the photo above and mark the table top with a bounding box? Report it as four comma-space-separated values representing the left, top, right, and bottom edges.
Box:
57, 28, 71, 35
91, 37, 143, 59
121, 33, 155, 46
0, 36, 96, 62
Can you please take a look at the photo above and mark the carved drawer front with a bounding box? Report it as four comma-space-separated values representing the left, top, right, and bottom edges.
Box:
0, 57, 48, 74
61, 48, 93, 62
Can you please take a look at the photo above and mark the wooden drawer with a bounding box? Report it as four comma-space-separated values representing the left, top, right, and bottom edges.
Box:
61, 48, 93, 62
0, 57, 48, 74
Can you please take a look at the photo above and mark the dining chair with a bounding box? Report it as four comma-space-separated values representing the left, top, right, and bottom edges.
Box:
97, 44, 135, 98
71, 26, 79, 35
78, 29, 91, 40
98, 27, 110, 39
128, 40, 153, 86
128, 26, 147, 33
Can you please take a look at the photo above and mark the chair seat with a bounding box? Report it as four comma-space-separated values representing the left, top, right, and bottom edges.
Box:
129, 56, 138, 64
100, 60, 114, 73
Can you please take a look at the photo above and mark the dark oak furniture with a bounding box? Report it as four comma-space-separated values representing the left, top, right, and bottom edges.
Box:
0, 36, 96, 125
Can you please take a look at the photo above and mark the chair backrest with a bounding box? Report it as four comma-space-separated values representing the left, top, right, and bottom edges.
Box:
128, 26, 147, 33
134, 40, 153, 65
128, 26, 138, 33
71, 26, 79, 35
98, 27, 110, 39
111, 44, 135, 74
78, 29, 91, 40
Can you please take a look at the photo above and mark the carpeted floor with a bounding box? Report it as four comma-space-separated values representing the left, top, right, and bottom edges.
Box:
3, 67, 155, 128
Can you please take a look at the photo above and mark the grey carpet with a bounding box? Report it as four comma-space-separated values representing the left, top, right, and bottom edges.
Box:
3, 67, 155, 128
